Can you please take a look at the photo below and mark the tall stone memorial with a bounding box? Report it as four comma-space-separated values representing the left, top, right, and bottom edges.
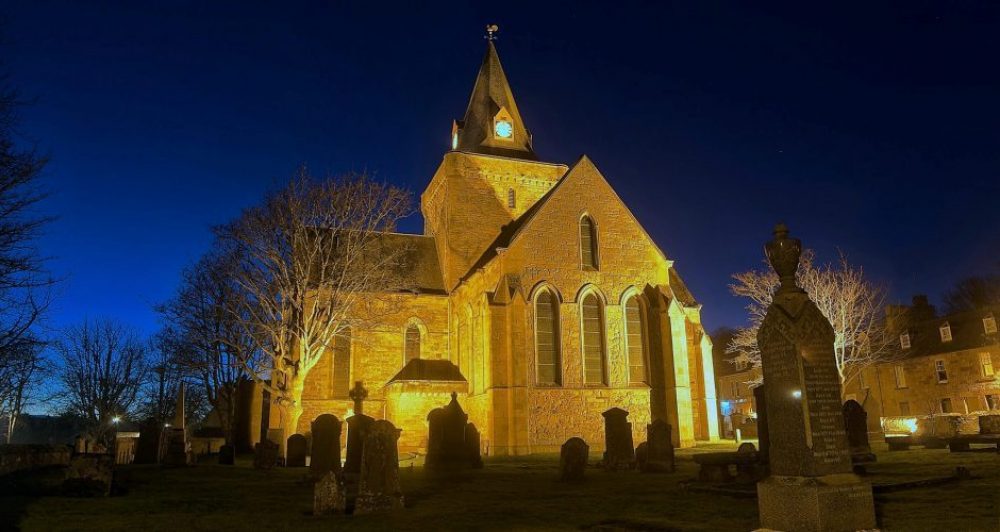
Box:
755, 225, 875, 532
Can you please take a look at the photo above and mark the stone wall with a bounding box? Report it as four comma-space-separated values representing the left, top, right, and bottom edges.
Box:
527, 388, 650, 453
0, 444, 71, 476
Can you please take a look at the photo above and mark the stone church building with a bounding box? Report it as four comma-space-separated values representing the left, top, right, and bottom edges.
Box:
263, 40, 719, 455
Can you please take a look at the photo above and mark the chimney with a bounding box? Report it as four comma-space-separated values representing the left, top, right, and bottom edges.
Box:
909, 294, 937, 322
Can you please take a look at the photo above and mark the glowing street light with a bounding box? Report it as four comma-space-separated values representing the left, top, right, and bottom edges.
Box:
791, 389, 802, 400
112, 416, 121, 424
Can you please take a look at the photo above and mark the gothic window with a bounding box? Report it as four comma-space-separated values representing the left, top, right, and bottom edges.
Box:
331, 328, 351, 398
535, 289, 561, 385
507, 188, 516, 209
579, 216, 598, 270
404, 324, 421, 363
581, 293, 607, 385
624, 296, 648, 385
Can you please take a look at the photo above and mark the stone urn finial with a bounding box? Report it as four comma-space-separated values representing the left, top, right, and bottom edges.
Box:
765, 223, 803, 294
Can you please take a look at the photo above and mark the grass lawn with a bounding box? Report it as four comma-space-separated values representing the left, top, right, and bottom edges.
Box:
3, 442, 999, 531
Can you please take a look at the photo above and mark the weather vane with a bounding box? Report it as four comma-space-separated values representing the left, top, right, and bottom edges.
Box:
485, 24, 499, 41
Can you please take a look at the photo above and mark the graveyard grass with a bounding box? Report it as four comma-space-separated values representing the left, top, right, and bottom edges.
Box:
7, 442, 1000, 531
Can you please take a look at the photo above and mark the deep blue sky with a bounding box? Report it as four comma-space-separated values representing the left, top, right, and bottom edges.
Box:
4, 1, 999, 336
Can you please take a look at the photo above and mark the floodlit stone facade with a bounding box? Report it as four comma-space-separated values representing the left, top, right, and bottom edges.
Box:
263, 40, 718, 455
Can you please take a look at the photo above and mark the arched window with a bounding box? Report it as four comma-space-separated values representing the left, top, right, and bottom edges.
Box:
581, 293, 607, 385
535, 289, 561, 385
404, 324, 421, 363
624, 297, 648, 385
331, 327, 352, 398
507, 188, 516, 209
580, 216, 598, 270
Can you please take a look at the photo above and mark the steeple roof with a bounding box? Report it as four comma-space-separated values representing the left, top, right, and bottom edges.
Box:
453, 41, 537, 160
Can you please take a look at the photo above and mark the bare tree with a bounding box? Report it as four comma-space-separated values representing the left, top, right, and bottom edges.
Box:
135, 333, 210, 427
157, 249, 259, 443
215, 170, 413, 439
56, 319, 148, 443
942, 268, 1000, 314
0, 339, 44, 443
729, 250, 896, 387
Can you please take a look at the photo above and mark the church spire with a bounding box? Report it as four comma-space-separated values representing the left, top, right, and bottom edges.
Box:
451, 26, 537, 160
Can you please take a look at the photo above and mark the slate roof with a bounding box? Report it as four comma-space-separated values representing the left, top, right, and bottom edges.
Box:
387, 359, 468, 383
668, 267, 698, 306
370, 233, 446, 295
898, 305, 1000, 359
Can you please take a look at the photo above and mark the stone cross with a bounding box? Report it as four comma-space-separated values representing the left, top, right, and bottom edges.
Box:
755, 224, 875, 532
349, 381, 368, 416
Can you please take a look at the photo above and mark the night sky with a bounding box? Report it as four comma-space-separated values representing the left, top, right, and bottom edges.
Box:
5, 1, 999, 336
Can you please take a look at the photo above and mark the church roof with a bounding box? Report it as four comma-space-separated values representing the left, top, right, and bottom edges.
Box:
371, 233, 446, 295
454, 41, 537, 160
387, 359, 467, 383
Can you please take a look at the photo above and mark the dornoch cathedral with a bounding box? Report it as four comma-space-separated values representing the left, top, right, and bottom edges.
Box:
261, 38, 719, 455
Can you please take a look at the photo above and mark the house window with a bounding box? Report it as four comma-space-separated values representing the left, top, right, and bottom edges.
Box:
985, 314, 998, 334
899, 401, 910, 415
935, 360, 948, 383
507, 188, 516, 209
624, 296, 647, 385
940, 398, 953, 414
981, 352, 995, 378
987, 395, 999, 410
894, 365, 907, 388
535, 289, 561, 385
900, 333, 911, 349
579, 216, 598, 270
331, 327, 352, 398
940, 323, 952, 342
581, 293, 607, 385
404, 324, 421, 363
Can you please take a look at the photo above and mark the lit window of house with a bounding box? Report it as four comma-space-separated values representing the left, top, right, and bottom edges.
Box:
900, 333, 911, 349
985, 314, 998, 335
935, 360, 948, 383
940, 398, 953, 413
980, 352, 995, 378
894, 365, 907, 388
939, 322, 952, 342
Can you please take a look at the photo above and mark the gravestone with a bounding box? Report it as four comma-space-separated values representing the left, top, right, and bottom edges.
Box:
425, 392, 481, 470
134, 419, 163, 464
642, 419, 674, 473
735, 442, 765, 484
218, 444, 235, 466
980, 414, 1000, 435
310, 414, 342, 478
601, 407, 634, 471
344, 382, 374, 476
842, 400, 872, 456
313, 470, 346, 515
634, 442, 648, 471
559, 437, 589, 481
755, 224, 876, 532
286, 434, 307, 467
354, 419, 405, 515
752, 384, 769, 466
63, 454, 114, 497
161, 428, 189, 467
253, 439, 279, 470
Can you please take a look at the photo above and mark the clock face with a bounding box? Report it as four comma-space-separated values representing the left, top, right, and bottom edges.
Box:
494, 120, 513, 139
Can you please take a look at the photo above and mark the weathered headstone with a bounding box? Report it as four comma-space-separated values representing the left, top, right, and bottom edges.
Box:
354, 419, 404, 515
634, 442, 648, 471
755, 224, 876, 532
559, 437, 589, 481
642, 419, 674, 473
134, 419, 163, 464
842, 400, 872, 456
310, 414, 342, 478
601, 407, 634, 471
980, 414, 1000, 435
253, 439, 279, 470
313, 470, 346, 516
286, 434, 307, 467
344, 382, 374, 475
218, 444, 235, 466
425, 392, 480, 470
735, 442, 765, 484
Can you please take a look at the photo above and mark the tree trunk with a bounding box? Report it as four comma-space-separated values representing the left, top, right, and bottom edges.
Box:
281, 375, 306, 454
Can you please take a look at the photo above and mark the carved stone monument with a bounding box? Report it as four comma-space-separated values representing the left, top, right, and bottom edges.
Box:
755, 224, 876, 532
641, 419, 674, 473
601, 407, 634, 471
310, 414, 342, 478
843, 400, 873, 457
753, 383, 770, 467
559, 437, 589, 481
425, 392, 481, 470
253, 439, 279, 470
286, 434, 307, 467
313, 470, 346, 515
354, 420, 405, 514
161, 383, 190, 467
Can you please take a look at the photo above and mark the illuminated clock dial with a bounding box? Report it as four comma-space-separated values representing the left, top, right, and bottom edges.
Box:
494, 120, 513, 139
